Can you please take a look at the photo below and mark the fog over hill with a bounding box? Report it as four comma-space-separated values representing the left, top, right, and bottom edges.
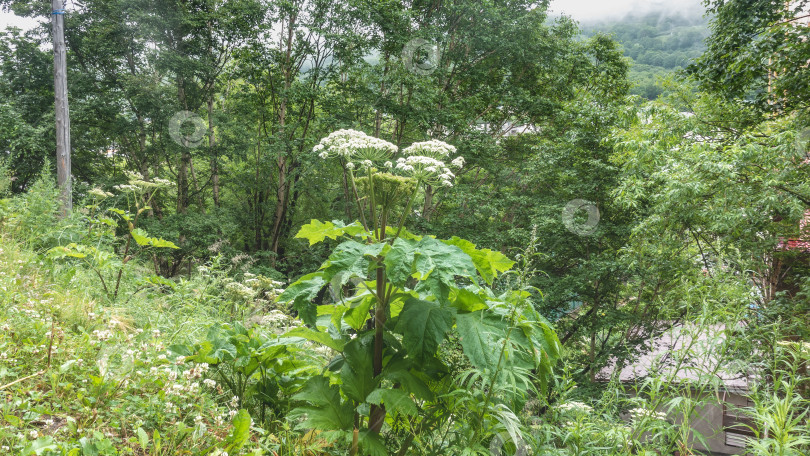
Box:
549, 0, 706, 24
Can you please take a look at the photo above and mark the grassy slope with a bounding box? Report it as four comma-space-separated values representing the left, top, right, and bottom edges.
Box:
0, 236, 256, 455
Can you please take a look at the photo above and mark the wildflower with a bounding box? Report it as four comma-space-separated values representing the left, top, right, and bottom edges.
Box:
346, 162, 355, 170
28, 430, 38, 439
314, 129, 397, 162
88, 187, 113, 198
557, 401, 593, 413
203, 379, 217, 388
402, 139, 457, 158
451, 156, 465, 168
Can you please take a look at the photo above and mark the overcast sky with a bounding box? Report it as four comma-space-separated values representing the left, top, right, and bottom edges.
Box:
0, 11, 39, 32
1, 1, 707, 33
549, 0, 705, 23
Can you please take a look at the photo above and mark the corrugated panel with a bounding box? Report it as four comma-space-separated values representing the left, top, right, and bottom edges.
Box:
725, 432, 747, 448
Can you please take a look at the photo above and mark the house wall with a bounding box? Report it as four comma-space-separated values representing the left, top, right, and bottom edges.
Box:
624, 389, 750, 455
683, 391, 748, 455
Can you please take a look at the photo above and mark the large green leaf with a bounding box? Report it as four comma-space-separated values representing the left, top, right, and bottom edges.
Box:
130, 228, 179, 249
284, 327, 346, 352
366, 388, 417, 416
295, 219, 366, 245
455, 311, 505, 371
358, 430, 388, 456
412, 237, 477, 301
444, 237, 515, 285
384, 237, 419, 286
289, 376, 354, 431
322, 240, 386, 287
394, 298, 455, 361
223, 410, 251, 453
278, 272, 327, 325
340, 338, 377, 403
451, 287, 488, 312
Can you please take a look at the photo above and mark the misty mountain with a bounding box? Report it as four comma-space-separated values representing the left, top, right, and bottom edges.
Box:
581, 8, 710, 100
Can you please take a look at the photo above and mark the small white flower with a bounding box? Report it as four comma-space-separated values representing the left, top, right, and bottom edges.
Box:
384, 161, 392, 168
451, 156, 465, 168
346, 162, 355, 170
28, 430, 38, 439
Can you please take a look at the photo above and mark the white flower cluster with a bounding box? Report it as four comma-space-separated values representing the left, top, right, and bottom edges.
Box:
313, 129, 397, 166
395, 139, 465, 187
114, 171, 175, 194
402, 139, 457, 159
395, 155, 456, 187
224, 281, 257, 302
88, 188, 114, 198
628, 407, 668, 422
557, 401, 593, 413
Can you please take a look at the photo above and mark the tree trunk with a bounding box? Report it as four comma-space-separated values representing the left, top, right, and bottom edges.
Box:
209, 96, 220, 207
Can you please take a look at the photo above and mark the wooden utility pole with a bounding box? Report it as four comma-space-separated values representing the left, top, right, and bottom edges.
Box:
52, 0, 72, 216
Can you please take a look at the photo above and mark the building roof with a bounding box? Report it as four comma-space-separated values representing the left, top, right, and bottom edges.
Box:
597, 323, 753, 393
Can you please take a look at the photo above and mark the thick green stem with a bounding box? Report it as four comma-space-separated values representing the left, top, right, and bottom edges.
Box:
367, 168, 380, 240
347, 169, 371, 234
369, 218, 388, 433
392, 180, 421, 242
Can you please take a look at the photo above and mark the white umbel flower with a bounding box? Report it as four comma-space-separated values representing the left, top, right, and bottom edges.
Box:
402, 139, 457, 159
313, 129, 397, 164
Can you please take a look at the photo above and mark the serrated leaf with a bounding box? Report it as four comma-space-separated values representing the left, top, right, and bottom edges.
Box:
130, 228, 151, 246
394, 298, 455, 361
340, 338, 377, 403
455, 311, 505, 371
137, 427, 149, 450
452, 288, 488, 312
278, 272, 327, 325
295, 219, 366, 245
358, 430, 389, 456
384, 238, 419, 285
412, 237, 477, 301
284, 327, 345, 352
290, 376, 354, 431
366, 388, 417, 416
322, 240, 385, 286
223, 409, 251, 452
444, 237, 515, 284
343, 295, 373, 331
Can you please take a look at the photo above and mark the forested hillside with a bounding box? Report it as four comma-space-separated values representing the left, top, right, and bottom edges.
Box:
0, 0, 808, 455
583, 9, 709, 99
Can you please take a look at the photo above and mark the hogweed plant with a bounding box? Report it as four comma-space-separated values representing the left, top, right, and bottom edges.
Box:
279, 130, 561, 455
47, 171, 179, 301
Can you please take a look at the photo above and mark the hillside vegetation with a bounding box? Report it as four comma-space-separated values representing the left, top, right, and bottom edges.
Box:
583, 10, 709, 99
0, 0, 808, 454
